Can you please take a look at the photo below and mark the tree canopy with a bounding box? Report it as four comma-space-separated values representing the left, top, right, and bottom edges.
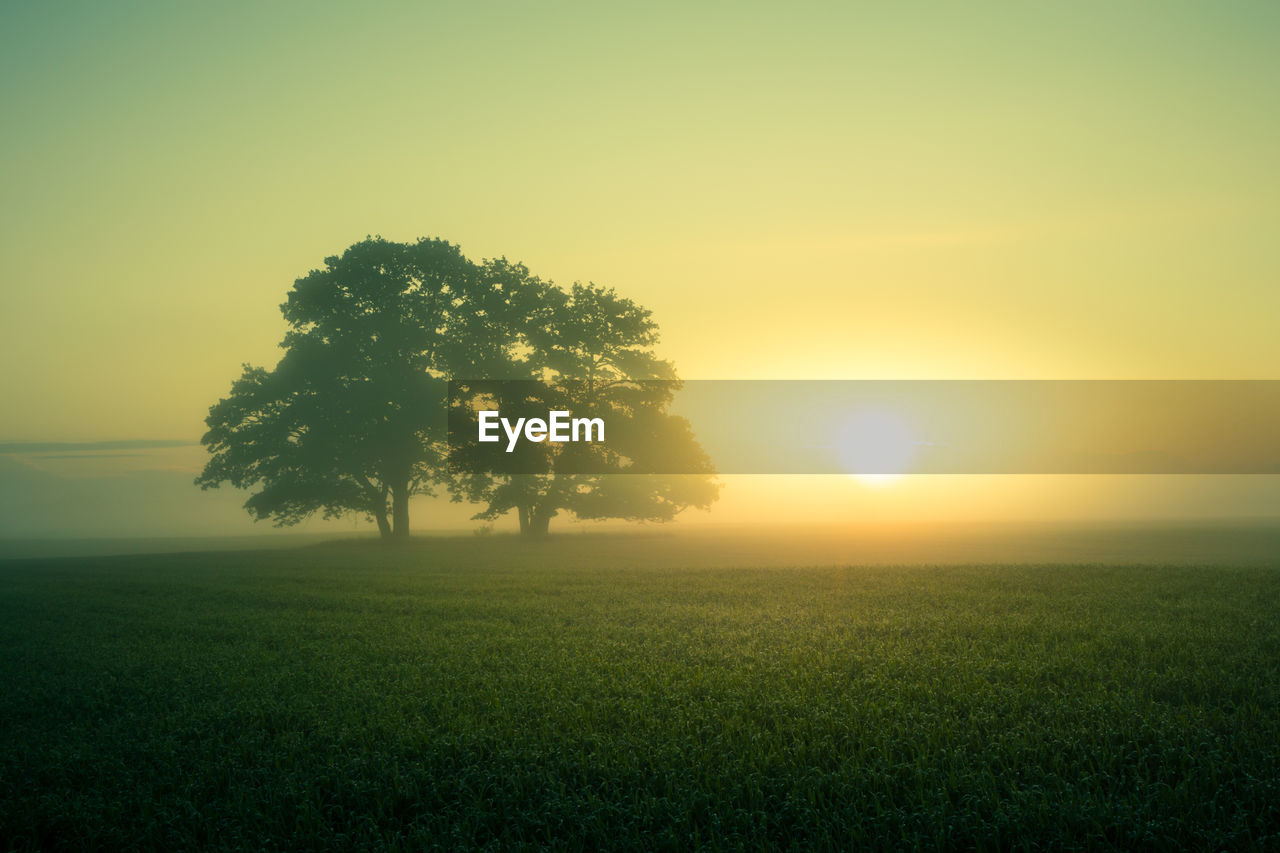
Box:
198, 237, 717, 538
448, 283, 719, 537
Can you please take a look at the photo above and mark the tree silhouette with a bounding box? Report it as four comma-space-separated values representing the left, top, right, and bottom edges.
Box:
196, 237, 530, 537
449, 283, 719, 537
199, 239, 717, 538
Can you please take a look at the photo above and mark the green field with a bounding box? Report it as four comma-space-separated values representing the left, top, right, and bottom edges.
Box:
2, 533, 1279, 850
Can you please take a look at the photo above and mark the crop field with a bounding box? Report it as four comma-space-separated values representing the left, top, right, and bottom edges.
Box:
2, 533, 1279, 850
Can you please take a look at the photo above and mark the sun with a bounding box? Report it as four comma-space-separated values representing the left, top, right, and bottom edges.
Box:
834, 409, 918, 485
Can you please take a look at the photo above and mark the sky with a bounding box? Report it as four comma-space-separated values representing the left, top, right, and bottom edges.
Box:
2, 2, 1278, 536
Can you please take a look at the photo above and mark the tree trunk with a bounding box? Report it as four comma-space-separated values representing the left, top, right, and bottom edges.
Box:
517, 504, 530, 536
391, 480, 410, 538
357, 475, 393, 539
523, 507, 552, 538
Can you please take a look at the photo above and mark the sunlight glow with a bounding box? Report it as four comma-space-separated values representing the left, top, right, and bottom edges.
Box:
835, 409, 918, 485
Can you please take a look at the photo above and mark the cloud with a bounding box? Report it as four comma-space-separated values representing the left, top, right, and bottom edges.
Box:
31, 453, 146, 459
0, 440, 198, 453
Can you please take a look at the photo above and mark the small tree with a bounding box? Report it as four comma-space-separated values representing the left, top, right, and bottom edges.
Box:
450, 283, 719, 537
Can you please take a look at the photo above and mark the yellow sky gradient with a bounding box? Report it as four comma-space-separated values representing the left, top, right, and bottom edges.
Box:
2, 2, 1277, 532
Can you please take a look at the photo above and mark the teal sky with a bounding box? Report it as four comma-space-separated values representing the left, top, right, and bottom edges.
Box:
2, 2, 1278, 533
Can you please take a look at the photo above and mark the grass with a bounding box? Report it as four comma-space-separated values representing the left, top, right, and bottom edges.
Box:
2, 534, 1278, 850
